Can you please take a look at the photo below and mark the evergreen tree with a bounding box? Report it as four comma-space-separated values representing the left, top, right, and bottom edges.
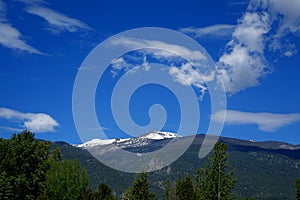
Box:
175, 174, 196, 200
196, 142, 236, 200
122, 172, 156, 200
0, 171, 13, 200
42, 159, 89, 200
95, 183, 115, 200
0, 131, 51, 200
82, 188, 96, 200
164, 180, 175, 200
296, 178, 300, 200
195, 168, 206, 200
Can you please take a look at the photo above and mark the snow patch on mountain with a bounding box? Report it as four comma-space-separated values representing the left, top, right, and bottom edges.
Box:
76, 138, 130, 148
75, 131, 181, 148
141, 131, 182, 140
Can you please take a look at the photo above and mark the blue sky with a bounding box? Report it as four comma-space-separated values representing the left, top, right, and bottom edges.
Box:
0, 0, 300, 144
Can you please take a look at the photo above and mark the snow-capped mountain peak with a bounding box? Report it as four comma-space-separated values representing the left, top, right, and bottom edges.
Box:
75, 131, 181, 148
76, 138, 130, 148
141, 131, 182, 140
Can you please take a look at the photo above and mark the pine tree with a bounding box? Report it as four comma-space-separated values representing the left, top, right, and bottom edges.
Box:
164, 180, 176, 200
195, 168, 206, 200
175, 174, 196, 200
0, 171, 13, 200
196, 142, 236, 200
296, 178, 300, 200
122, 172, 156, 200
95, 183, 115, 200
82, 188, 96, 200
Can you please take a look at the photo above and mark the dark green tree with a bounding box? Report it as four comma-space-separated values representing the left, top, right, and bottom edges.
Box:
0, 130, 51, 200
164, 180, 175, 200
82, 188, 96, 200
175, 174, 196, 200
41, 159, 89, 200
195, 168, 206, 200
122, 172, 156, 200
296, 178, 300, 200
196, 142, 236, 200
0, 171, 13, 200
95, 183, 115, 200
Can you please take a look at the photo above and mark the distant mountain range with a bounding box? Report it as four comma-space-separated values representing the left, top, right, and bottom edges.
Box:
53, 132, 300, 199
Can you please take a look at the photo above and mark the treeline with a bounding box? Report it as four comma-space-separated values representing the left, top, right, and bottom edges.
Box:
0, 131, 297, 200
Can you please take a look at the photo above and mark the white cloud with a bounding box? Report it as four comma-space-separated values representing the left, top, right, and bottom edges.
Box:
232, 12, 270, 52
169, 63, 215, 99
110, 56, 150, 77
0, 126, 23, 132
109, 37, 216, 99
25, 6, 92, 34
180, 24, 236, 38
212, 110, 300, 132
0, 107, 59, 133
217, 12, 271, 94
248, 0, 300, 37
217, 45, 270, 93
109, 36, 207, 66
0, 23, 43, 54
216, 0, 300, 94
0, 0, 42, 54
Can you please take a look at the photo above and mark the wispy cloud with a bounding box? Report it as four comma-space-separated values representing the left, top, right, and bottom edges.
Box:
111, 56, 150, 77
168, 63, 215, 99
25, 6, 92, 34
15, 0, 92, 34
109, 37, 207, 65
0, 0, 42, 54
180, 24, 236, 39
212, 110, 300, 132
0, 23, 43, 54
0, 126, 23, 132
0, 107, 59, 133
0, 0, 92, 53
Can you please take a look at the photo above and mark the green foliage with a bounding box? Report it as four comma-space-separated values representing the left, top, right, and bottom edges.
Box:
164, 180, 175, 200
123, 172, 156, 200
296, 178, 300, 200
82, 183, 116, 200
0, 171, 13, 200
175, 174, 196, 200
41, 159, 89, 200
94, 183, 115, 200
0, 130, 51, 200
82, 188, 96, 200
195, 168, 206, 200
195, 142, 236, 200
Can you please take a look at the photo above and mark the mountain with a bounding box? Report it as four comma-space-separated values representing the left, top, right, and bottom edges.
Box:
53, 133, 300, 199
